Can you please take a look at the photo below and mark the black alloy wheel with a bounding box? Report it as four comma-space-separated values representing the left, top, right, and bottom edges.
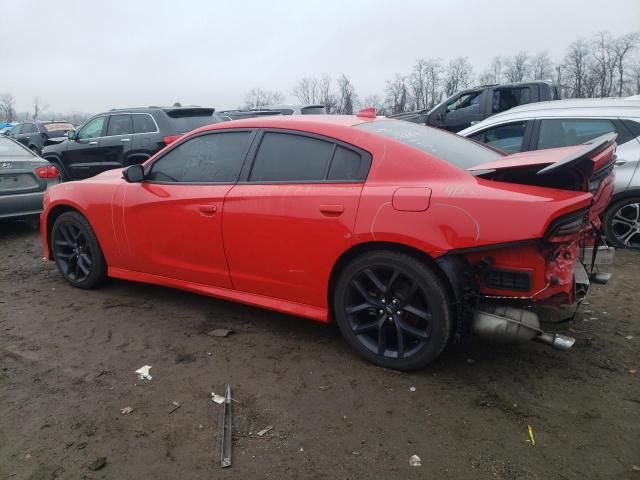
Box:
334, 251, 452, 370
51, 211, 106, 288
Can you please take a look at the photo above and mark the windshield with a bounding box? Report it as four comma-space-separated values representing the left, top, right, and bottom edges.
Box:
356, 120, 504, 169
0, 137, 34, 157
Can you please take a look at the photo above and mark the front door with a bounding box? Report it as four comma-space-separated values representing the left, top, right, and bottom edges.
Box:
121, 129, 254, 287
223, 130, 368, 308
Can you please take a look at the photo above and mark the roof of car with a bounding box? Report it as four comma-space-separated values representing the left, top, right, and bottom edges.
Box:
190, 114, 376, 135
459, 98, 640, 135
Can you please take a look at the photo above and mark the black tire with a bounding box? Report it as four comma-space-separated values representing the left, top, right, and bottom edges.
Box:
602, 196, 640, 249
51, 211, 107, 288
333, 250, 453, 370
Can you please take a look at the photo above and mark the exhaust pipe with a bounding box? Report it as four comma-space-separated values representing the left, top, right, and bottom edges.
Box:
535, 332, 575, 351
473, 305, 575, 351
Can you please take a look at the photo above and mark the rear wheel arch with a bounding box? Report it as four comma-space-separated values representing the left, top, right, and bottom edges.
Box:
328, 241, 457, 320
43, 153, 70, 180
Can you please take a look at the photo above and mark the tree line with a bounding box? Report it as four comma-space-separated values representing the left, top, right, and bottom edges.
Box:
246, 30, 640, 115
2, 30, 639, 123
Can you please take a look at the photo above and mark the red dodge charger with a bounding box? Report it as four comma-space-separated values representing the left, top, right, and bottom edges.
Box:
41, 110, 616, 369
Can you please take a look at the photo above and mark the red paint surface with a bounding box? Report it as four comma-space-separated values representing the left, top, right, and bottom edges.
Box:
41, 116, 615, 322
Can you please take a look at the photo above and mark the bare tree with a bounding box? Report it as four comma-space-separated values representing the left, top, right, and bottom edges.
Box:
32, 96, 48, 121
591, 31, 617, 97
385, 74, 410, 114
292, 77, 320, 104
410, 59, 428, 110
244, 88, 284, 109
0, 93, 16, 122
479, 56, 503, 85
531, 51, 554, 80
613, 32, 639, 97
425, 59, 443, 108
628, 61, 640, 95
563, 39, 590, 98
444, 57, 473, 96
318, 74, 338, 113
504, 52, 531, 83
336, 73, 357, 114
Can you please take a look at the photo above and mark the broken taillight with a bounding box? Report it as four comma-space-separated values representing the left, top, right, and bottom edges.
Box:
35, 165, 59, 179
544, 209, 587, 243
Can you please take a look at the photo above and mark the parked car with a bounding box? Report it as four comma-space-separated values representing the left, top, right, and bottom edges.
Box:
0, 135, 60, 221
41, 106, 226, 181
218, 104, 326, 120
390, 81, 560, 132
5, 121, 75, 156
458, 99, 640, 249
41, 112, 615, 370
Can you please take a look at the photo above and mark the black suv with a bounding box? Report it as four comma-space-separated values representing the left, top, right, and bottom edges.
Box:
42, 106, 226, 180
4, 121, 75, 156
390, 81, 560, 132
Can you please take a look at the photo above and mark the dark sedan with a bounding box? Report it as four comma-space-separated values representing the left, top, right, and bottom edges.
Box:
5, 121, 75, 156
0, 136, 60, 221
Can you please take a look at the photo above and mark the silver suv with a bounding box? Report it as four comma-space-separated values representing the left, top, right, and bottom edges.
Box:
459, 99, 640, 249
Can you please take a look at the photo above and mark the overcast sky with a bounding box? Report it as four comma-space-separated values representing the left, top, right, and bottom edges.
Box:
1, 0, 639, 114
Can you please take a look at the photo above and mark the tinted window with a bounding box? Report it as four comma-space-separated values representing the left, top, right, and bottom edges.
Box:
22, 123, 36, 134
107, 114, 133, 136
470, 122, 527, 153
78, 116, 106, 140
250, 133, 333, 182
148, 132, 251, 183
165, 111, 222, 134
9, 125, 22, 135
538, 119, 616, 150
447, 92, 481, 113
133, 114, 157, 134
619, 120, 640, 144
356, 120, 503, 169
328, 146, 364, 180
492, 87, 531, 113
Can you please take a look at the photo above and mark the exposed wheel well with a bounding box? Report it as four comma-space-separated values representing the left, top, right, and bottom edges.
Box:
45, 205, 80, 259
43, 154, 70, 180
327, 242, 459, 322
607, 189, 640, 209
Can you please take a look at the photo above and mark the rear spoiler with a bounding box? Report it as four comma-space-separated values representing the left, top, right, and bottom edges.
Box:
537, 132, 617, 176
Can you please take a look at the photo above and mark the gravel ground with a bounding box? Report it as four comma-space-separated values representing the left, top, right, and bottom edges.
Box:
0, 219, 638, 479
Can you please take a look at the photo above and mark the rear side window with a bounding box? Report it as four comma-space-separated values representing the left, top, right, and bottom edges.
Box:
22, 123, 36, 134
250, 133, 333, 182
492, 87, 531, 113
328, 146, 364, 180
148, 132, 251, 183
107, 114, 133, 136
132, 114, 157, 134
469, 122, 527, 153
538, 119, 616, 150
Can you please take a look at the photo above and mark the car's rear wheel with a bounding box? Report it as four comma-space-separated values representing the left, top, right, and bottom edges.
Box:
51, 211, 107, 288
333, 250, 453, 370
602, 197, 640, 249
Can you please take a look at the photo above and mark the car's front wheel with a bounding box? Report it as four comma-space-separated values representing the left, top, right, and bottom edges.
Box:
602, 196, 640, 249
333, 250, 453, 370
51, 211, 107, 288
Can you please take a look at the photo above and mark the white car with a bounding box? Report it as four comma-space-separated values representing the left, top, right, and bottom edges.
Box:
459, 98, 640, 249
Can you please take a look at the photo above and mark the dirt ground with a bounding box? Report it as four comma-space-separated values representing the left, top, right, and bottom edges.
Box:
0, 219, 638, 480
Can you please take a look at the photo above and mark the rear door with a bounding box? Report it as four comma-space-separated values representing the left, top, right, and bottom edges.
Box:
14, 123, 35, 147
223, 130, 370, 308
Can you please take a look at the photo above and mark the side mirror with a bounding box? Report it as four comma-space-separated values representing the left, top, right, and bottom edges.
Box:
67, 130, 76, 140
123, 164, 145, 183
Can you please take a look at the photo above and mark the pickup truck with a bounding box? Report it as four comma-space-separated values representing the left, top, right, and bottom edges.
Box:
390, 81, 560, 132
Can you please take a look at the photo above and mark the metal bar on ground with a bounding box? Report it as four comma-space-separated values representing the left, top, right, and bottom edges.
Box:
220, 384, 232, 468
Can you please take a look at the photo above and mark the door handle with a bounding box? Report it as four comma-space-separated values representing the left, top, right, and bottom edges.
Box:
120, 138, 131, 142
198, 204, 218, 215
89, 141, 98, 145
319, 204, 344, 215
